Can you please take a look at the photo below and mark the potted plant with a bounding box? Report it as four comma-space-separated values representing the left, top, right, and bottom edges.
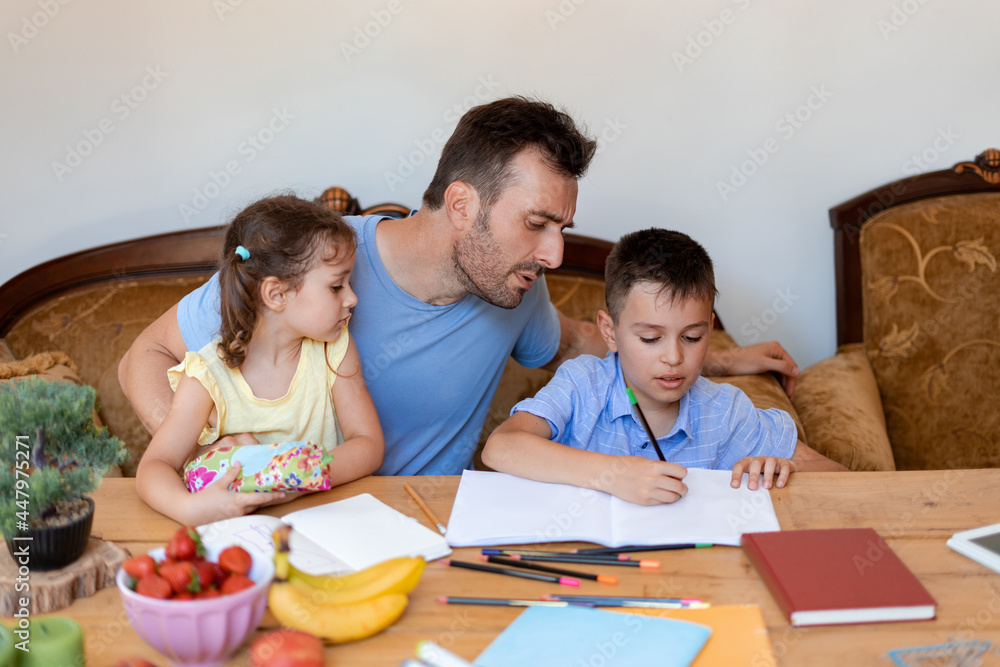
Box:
0, 377, 127, 570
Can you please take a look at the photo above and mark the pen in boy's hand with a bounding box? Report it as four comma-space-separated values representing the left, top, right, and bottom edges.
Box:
626, 387, 666, 461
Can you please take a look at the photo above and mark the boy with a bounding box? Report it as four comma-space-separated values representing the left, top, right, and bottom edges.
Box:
482, 228, 845, 505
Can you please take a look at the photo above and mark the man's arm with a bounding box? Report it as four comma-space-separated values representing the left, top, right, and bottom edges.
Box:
541, 310, 606, 372
702, 340, 800, 400
118, 303, 189, 434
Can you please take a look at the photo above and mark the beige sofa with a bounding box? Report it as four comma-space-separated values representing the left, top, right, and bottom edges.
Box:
0, 187, 883, 475
791, 149, 1000, 470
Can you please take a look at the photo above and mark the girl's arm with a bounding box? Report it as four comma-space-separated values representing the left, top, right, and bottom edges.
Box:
328, 337, 385, 484
135, 375, 287, 525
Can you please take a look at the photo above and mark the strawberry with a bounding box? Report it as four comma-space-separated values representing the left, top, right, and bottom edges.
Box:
165, 526, 204, 561
135, 574, 172, 600
121, 554, 157, 582
192, 558, 222, 589
159, 561, 200, 595
196, 588, 222, 600
218, 546, 253, 576
220, 574, 255, 595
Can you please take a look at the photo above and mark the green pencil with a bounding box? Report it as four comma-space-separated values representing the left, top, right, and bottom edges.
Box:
626, 387, 666, 460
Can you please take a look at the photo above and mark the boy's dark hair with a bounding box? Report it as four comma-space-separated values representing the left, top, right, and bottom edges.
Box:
422, 96, 597, 213
604, 228, 718, 322
218, 195, 356, 368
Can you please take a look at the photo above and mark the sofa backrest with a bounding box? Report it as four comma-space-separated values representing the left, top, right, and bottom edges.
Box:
859, 193, 1000, 469
831, 150, 1000, 469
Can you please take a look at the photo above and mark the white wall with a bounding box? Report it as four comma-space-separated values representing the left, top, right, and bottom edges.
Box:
2, 0, 997, 367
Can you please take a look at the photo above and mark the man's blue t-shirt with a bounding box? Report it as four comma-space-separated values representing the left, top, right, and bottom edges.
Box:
177, 215, 561, 475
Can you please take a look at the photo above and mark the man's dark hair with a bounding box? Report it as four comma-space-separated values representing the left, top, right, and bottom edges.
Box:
422, 96, 597, 212
605, 228, 718, 322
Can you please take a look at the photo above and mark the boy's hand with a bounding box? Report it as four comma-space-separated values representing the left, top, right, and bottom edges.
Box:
731, 456, 796, 490
604, 457, 689, 506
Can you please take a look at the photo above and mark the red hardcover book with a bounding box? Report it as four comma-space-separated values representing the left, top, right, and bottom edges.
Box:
741, 527, 936, 626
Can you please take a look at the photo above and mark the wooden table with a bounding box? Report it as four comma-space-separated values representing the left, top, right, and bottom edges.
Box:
25, 470, 1000, 665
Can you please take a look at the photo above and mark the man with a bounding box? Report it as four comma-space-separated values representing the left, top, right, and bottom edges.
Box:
119, 96, 799, 475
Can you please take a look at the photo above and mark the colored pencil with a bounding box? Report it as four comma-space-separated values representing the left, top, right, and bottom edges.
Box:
440, 559, 580, 586
573, 543, 714, 555
511, 554, 661, 569
542, 595, 709, 609
478, 554, 618, 585
626, 387, 666, 461
404, 482, 447, 535
481, 548, 631, 561
436, 596, 591, 607
542, 594, 703, 605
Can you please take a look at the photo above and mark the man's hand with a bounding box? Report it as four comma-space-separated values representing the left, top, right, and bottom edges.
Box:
731, 456, 796, 490
704, 341, 799, 400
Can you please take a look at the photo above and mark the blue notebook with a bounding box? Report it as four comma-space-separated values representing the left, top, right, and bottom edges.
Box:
474, 606, 711, 667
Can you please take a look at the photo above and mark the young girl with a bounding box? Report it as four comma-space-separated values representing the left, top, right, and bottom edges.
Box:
136, 196, 384, 525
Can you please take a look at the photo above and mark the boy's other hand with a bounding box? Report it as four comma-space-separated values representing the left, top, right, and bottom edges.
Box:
731, 456, 796, 490
605, 457, 688, 506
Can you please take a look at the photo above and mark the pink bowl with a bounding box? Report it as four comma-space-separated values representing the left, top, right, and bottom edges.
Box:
116, 543, 274, 667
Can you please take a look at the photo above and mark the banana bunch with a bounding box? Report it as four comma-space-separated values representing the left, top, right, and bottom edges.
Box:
267, 525, 423, 643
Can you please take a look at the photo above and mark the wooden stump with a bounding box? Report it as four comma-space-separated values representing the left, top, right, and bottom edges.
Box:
0, 536, 130, 615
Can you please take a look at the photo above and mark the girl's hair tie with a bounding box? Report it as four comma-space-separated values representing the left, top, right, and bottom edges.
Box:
234, 245, 250, 261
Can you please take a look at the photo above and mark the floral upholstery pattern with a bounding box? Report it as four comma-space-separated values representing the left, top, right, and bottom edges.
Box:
860, 193, 1000, 469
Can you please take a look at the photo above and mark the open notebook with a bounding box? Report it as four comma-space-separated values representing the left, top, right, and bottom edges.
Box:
198, 493, 451, 575
447, 468, 780, 548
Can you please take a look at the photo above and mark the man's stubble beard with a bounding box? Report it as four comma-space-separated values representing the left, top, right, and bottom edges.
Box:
451, 209, 545, 310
